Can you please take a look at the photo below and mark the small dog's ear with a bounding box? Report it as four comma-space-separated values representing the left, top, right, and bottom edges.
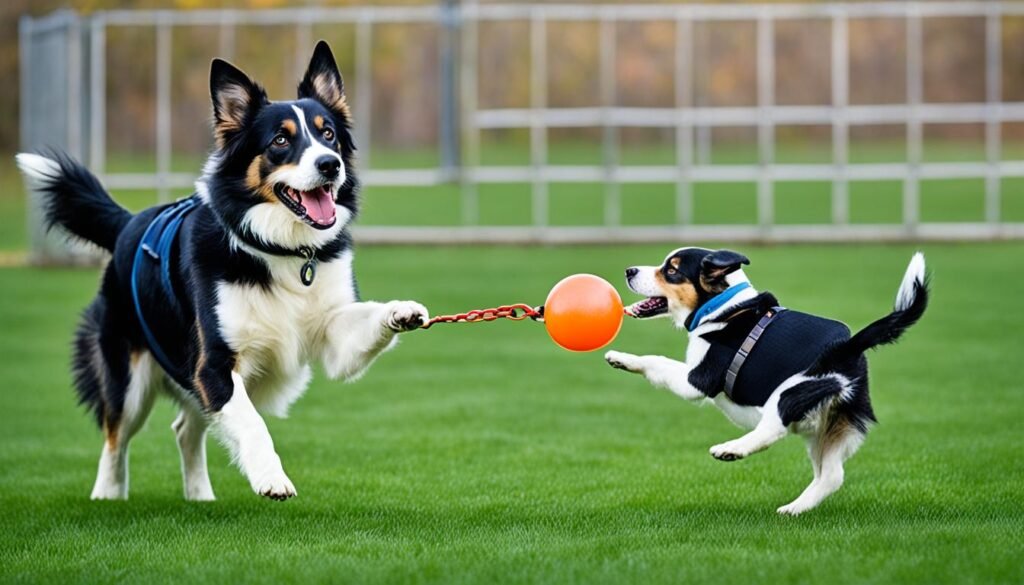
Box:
298, 41, 350, 121
210, 59, 267, 145
700, 249, 750, 291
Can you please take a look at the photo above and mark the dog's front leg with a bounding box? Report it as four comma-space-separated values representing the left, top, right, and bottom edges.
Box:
604, 351, 706, 401
207, 371, 295, 500
322, 300, 428, 381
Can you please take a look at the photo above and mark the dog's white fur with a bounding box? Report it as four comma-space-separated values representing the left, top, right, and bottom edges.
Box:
15, 153, 61, 186
209, 245, 426, 500
90, 352, 158, 500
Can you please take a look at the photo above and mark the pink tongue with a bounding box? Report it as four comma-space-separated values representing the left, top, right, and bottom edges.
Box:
299, 187, 336, 225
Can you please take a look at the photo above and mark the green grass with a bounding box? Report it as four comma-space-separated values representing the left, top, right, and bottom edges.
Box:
1, 243, 1023, 583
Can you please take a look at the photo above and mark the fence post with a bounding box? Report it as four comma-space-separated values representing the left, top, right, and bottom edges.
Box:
459, 0, 479, 225
155, 13, 172, 203
675, 8, 694, 226
985, 5, 1002, 227
831, 10, 849, 226
89, 15, 106, 176
356, 11, 373, 170
530, 8, 549, 228
904, 5, 922, 237
600, 10, 620, 227
439, 0, 461, 182
756, 10, 775, 236
22, 11, 103, 266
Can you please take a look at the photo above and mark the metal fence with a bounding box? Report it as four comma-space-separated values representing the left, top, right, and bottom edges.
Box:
19, 2, 1024, 261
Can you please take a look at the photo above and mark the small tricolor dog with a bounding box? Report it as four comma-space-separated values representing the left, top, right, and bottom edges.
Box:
16, 41, 429, 501
605, 248, 928, 515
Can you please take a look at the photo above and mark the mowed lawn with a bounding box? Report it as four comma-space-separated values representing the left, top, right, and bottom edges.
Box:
0, 243, 1022, 583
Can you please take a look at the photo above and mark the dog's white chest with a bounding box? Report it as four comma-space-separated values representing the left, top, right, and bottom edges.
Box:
215, 250, 356, 414
686, 325, 761, 430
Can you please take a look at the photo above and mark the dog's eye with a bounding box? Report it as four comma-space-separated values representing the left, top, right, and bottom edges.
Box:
322, 127, 335, 142
272, 135, 289, 148
667, 268, 677, 275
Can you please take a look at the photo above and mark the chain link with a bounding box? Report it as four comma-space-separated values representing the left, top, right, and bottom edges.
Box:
421, 303, 543, 329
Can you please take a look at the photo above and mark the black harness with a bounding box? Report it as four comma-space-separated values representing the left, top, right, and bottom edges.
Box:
724, 306, 785, 398
714, 305, 851, 406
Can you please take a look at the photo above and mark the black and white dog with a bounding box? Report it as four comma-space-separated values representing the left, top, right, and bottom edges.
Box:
16, 42, 429, 501
605, 248, 928, 515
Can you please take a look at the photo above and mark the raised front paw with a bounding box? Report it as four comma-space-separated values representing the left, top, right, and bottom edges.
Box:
605, 350, 643, 374
386, 301, 429, 332
709, 441, 747, 462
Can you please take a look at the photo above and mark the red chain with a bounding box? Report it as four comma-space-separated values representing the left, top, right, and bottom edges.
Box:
421, 303, 542, 329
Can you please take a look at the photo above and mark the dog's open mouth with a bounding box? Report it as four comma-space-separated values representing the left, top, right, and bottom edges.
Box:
274, 183, 337, 229
626, 296, 668, 319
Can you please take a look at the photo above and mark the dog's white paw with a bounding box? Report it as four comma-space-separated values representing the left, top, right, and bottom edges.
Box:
605, 350, 643, 374
252, 472, 296, 501
385, 301, 429, 332
777, 501, 810, 516
90, 484, 128, 500
710, 441, 747, 462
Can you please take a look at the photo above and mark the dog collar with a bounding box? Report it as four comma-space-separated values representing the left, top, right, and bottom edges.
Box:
687, 282, 751, 332
229, 227, 322, 286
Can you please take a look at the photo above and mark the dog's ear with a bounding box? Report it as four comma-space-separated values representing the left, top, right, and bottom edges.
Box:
210, 59, 267, 146
700, 249, 750, 291
298, 41, 350, 121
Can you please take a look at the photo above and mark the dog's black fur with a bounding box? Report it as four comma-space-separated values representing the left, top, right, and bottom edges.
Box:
17, 41, 427, 501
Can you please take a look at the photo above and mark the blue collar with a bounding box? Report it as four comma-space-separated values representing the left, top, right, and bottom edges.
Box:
686, 282, 751, 332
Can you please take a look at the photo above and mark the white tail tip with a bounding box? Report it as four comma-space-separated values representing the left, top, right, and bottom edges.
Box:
895, 252, 926, 312
15, 153, 61, 187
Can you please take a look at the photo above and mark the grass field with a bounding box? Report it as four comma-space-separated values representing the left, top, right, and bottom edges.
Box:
1, 243, 1023, 583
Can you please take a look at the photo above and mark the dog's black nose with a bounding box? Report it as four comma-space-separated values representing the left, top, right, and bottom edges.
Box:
316, 156, 341, 179
625, 267, 639, 280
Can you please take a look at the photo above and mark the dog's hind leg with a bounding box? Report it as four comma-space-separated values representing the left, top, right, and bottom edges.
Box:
172, 405, 215, 501
709, 407, 788, 462
777, 419, 865, 516
90, 351, 158, 500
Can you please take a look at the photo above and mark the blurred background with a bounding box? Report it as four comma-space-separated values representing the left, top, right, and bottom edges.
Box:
4, 0, 1024, 263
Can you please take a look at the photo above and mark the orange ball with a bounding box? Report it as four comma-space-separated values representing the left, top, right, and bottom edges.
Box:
544, 274, 624, 352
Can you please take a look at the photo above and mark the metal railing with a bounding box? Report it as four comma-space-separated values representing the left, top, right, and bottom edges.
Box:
19, 3, 1024, 261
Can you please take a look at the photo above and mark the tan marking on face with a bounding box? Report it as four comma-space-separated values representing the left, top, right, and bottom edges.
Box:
281, 119, 297, 136
192, 320, 211, 409
245, 155, 276, 204
670, 257, 681, 269
655, 270, 699, 310
313, 115, 324, 130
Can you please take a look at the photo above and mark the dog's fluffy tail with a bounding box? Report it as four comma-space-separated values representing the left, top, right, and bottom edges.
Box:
812, 253, 930, 373
16, 151, 132, 252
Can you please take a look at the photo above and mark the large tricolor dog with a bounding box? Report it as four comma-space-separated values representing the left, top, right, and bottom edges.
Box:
16, 41, 429, 501
605, 248, 928, 515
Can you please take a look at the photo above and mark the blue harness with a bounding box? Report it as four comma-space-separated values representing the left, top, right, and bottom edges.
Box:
130, 196, 200, 377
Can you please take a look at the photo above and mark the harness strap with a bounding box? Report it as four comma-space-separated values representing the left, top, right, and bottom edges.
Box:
131, 196, 200, 377
724, 306, 786, 398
